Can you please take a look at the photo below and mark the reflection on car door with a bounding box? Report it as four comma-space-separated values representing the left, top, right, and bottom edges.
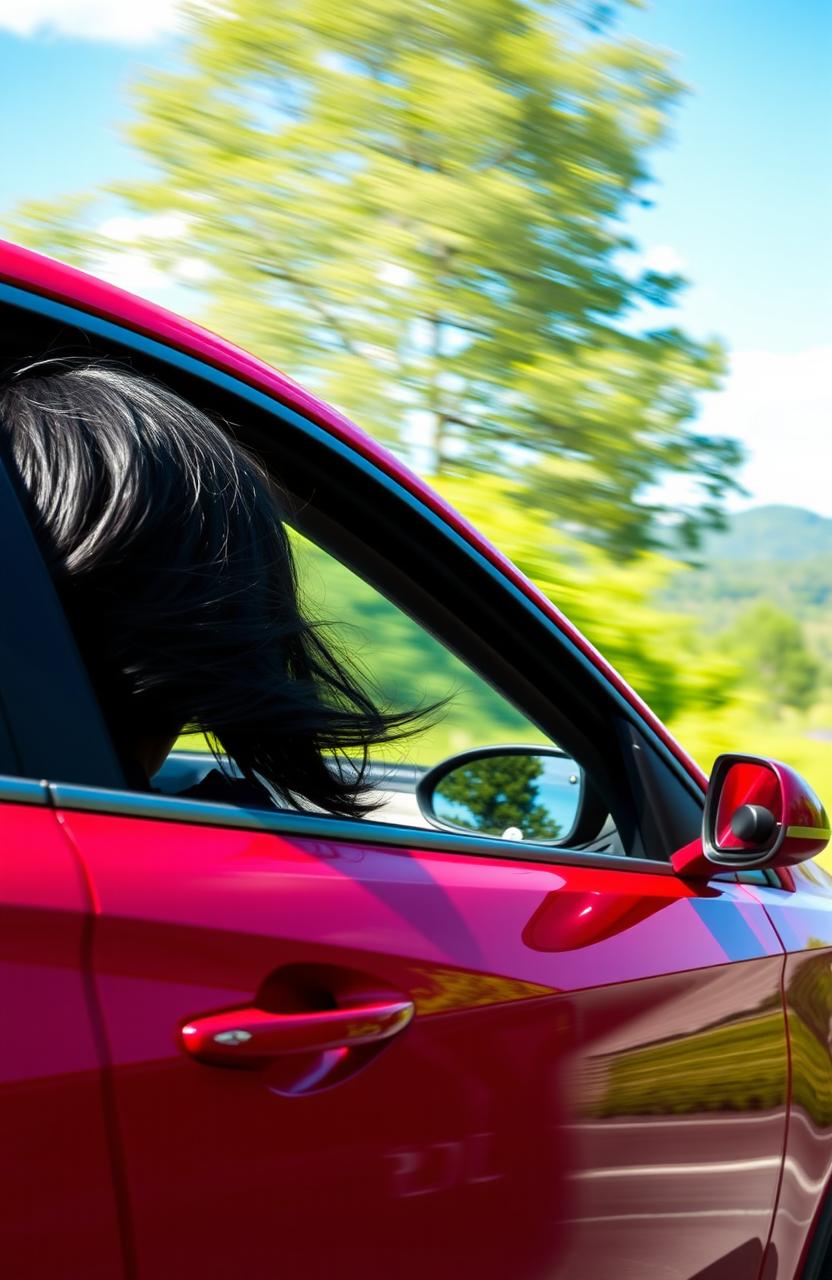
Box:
58, 798, 787, 1280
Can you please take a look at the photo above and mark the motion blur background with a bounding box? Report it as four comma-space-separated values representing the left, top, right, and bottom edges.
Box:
2, 0, 831, 822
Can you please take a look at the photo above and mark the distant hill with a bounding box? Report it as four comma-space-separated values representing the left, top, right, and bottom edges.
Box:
699, 505, 832, 564
664, 506, 832, 622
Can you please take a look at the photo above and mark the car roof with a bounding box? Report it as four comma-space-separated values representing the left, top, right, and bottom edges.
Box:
0, 238, 706, 790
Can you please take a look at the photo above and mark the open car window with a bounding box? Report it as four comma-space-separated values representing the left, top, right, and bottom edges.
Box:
158, 528, 604, 844
292, 531, 549, 760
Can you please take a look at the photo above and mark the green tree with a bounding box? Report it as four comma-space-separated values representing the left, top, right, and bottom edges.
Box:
436, 754, 562, 839
11, 0, 740, 557
434, 472, 744, 724
724, 602, 821, 713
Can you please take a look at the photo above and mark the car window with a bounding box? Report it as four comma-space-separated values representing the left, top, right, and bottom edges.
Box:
294, 532, 549, 761
297, 531, 560, 829
169, 528, 573, 834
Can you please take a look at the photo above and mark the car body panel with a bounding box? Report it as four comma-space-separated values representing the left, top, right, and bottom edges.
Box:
743, 862, 832, 1279
0, 798, 124, 1279
56, 803, 788, 1279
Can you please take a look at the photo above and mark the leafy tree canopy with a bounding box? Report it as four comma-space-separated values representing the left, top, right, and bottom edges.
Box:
434, 473, 744, 723
724, 602, 821, 714
11, 0, 741, 556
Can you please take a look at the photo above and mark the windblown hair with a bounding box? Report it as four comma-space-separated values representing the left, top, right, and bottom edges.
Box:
0, 360, 425, 815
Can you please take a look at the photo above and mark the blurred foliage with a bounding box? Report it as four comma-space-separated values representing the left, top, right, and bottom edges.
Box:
434, 473, 744, 724
723, 602, 821, 713
10, 0, 740, 558
290, 478, 748, 752
665, 552, 832, 620
291, 528, 549, 763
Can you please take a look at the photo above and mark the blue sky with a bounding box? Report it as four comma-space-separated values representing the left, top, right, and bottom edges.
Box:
627, 0, 832, 355
1, 0, 829, 513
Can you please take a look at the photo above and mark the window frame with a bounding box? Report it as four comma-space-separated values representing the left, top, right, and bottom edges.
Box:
0, 436, 123, 787
0, 282, 706, 869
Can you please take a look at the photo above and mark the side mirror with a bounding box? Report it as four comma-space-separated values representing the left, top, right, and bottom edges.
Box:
416, 745, 583, 844
673, 753, 830, 877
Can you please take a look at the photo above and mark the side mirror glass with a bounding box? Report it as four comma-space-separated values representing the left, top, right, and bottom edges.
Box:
703, 753, 830, 870
416, 746, 583, 843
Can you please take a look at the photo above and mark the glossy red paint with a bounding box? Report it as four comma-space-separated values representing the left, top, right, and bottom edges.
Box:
0, 801, 124, 1279
741, 862, 832, 1279
716, 761, 784, 848
57, 803, 789, 1280
0, 239, 706, 792
708, 755, 831, 868
775, 762, 831, 864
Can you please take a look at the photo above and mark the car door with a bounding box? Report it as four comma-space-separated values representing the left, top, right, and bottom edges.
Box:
54, 782, 787, 1280
0, 268, 790, 1280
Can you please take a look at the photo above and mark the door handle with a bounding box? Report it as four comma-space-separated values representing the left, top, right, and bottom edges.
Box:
181, 998, 414, 1067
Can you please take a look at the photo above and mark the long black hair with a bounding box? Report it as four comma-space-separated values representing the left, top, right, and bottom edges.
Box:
0, 360, 428, 815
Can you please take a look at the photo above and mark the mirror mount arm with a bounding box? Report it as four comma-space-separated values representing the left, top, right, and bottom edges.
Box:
671, 838, 714, 880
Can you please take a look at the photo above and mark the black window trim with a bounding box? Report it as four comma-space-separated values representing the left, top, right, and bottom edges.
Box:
0, 435, 124, 787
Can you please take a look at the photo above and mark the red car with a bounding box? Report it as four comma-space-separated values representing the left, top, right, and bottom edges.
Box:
2, 240, 832, 1280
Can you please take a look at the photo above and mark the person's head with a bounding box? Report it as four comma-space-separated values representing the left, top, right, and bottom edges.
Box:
0, 359, 423, 813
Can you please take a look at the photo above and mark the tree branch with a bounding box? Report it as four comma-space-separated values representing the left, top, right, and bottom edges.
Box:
261, 262, 366, 361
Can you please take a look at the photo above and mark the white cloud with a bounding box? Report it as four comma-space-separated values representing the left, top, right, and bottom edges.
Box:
0, 0, 181, 44
378, 262, 414, 289
98, 212, 191, 243
90, 212, 212, 301
697, 346, 832, 516
93, 247, 170, 296
641, 244, 687, 276
176, 256, 213, 283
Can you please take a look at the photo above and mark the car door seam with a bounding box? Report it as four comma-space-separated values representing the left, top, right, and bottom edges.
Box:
51, 805, 139, 1280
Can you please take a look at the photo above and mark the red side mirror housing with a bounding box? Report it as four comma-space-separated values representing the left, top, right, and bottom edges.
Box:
672, 753, 830, 878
